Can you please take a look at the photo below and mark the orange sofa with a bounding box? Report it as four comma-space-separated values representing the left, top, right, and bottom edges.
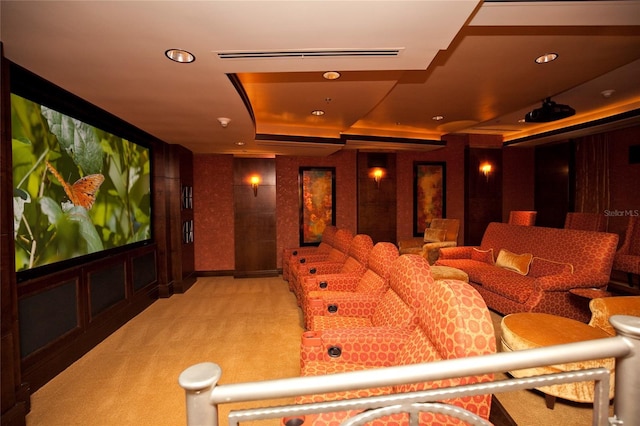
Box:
436, 222, 619, 322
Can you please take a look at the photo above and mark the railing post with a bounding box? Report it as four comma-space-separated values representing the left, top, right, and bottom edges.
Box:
610, 315, 640, 425
178, 362, 222, 426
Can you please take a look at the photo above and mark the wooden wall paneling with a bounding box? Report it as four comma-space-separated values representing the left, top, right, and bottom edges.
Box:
233, 158, 277, 277
152, 137, 172, 297
357, 152, 397, 244
1, 43, 29, 426
88, 260, 127, 319
159, 144, 196, 294
16, 246, 157, 393
131, 247, 158, 292
465, 147, 503, 246
177, 145, 195, 292
534, 142, 573, 228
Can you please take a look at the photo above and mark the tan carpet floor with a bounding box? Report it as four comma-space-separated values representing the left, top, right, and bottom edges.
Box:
26, 276, 607, 425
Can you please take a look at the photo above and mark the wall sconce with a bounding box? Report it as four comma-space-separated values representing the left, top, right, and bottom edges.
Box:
371, 167, 384, 189
479, 162, 492, 181
368, 153, 387, 190
250, 175, 260, 197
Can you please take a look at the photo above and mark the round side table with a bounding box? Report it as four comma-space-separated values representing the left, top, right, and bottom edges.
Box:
501, 312, 614, 409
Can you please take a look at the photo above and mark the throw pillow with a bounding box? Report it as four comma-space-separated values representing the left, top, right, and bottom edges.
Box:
529, 257, 574, 277
471, 248, 494, 264
423, 228, 447, 243
496, 249, 533, 275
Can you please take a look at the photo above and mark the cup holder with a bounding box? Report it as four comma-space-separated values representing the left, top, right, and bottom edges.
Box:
328, 346, 342, 358
319, 281, 328, 289
302, 331, 321, 346
299, 258, 306, 264
283, 416, 305, 426
327, 304, 338, 313
310, 267, 317, 274
293, 250, 298, 256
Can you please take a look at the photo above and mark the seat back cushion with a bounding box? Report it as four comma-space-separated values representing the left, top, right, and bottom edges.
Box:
370, 255, 434, 328
356, 243, 399, 294
344, 234, 374, 269
367, 243, 400, 280
395, 278, 496, 420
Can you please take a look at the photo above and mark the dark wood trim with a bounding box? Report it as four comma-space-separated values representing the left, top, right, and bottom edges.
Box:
233, 270, 279, 279
196, 270, 235, 277
1, 42, 28, 426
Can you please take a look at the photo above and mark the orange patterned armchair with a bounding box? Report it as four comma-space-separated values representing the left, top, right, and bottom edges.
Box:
291, 256, 496, 426
283, 225, 337, 282
302, 242, 399, 329
289, 228, 353, 295
613, 216, 640, 288
291, 234, 373, 305
397, 219, 460, 264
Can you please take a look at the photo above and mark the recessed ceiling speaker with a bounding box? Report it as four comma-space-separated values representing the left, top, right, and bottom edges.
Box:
524, 97, 576, 123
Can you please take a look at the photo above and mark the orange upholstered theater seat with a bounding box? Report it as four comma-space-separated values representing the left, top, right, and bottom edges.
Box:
283, 225, 337, 282
305, 254, 428, 333
289, 255, 496, 426
288, 228, 353, 298
291, 234, 373, 305
301, 242, 398, 329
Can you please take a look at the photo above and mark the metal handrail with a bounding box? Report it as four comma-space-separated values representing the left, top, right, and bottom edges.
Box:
179, 315, 640, 426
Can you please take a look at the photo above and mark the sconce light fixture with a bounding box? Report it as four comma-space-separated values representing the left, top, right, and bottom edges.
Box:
250, 175, 260, 197
368, 153, 387, 190
372, 168, 384, 189
479, 162, 492, 181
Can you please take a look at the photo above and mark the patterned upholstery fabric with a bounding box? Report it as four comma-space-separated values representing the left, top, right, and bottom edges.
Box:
307, 254, 431, 333
283, 226, 337, 282
508, 210, 537, 226
292, 234, 373, 305
292, 258, 496, 426
437, 222, 619, 322
397, 219, 460, 265
289, 229, 353, 300
613, 216, 640, 284
302, 242, 399, 329
421, 219, 460, 265
564, 212, 607, 232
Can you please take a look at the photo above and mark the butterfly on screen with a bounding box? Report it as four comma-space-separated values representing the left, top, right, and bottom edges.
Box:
45, 161, 105, 210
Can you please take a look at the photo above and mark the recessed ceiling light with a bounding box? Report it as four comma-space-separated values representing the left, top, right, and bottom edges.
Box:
432, 115, 444, 121
311, 110, 325, 116
165, 49, 196, 63
601, 89, 615, 98
235, 141, 245, 146
535, 53, 558, 64
323, 71, 341, 80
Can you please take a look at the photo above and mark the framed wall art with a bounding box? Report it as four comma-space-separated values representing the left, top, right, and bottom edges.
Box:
413, 162, 446, 236
299, 167, 336, 245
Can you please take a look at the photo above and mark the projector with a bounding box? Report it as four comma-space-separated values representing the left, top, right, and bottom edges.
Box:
524, 98, 576, 123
